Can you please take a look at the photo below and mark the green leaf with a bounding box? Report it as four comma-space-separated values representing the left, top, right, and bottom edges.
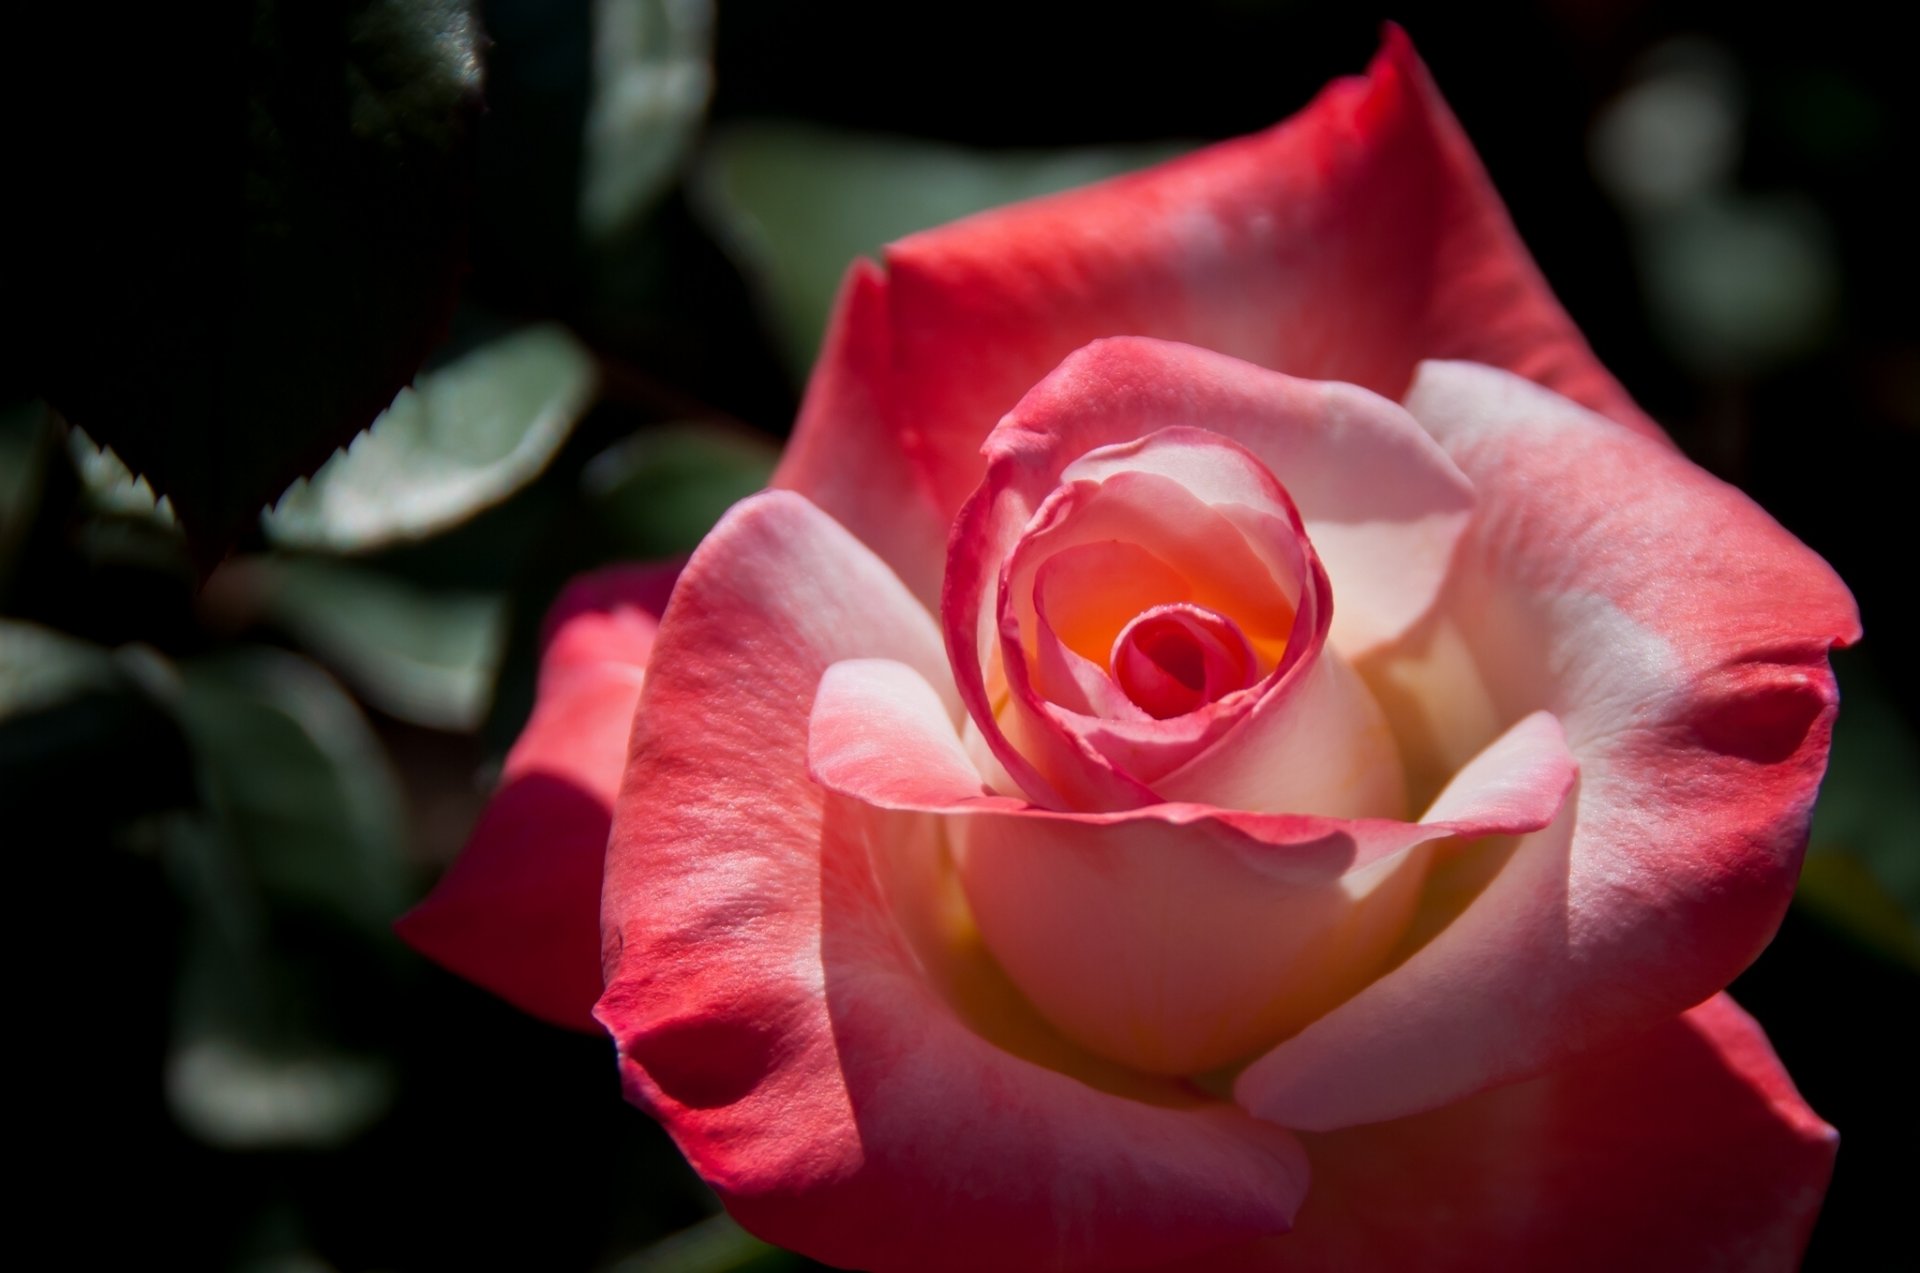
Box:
467, 0, 717, 296
234, 557, 508, 732
0, 622, 194, 820
696, 123, 1190, 376
585, 422, 779, 556
1796, 851, 1920, 971
28, 0, 483, 560
0, 620, 120, 720
0, 403, 52, 587
174, 649, 410, 932
1800, 650, 1920, 968
581, 0, 715, 243
264, 324, 599, 552
609, 1213, 797, 1273
1638, 195, 1839, 375
158, 648, 412, 1148
166, 887, 400, 1151
66, 425, 178, 526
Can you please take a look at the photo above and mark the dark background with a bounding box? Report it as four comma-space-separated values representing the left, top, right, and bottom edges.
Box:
8, 1, 1914, 1268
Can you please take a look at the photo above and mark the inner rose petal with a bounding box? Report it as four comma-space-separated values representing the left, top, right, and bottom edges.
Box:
1034, 540, 1195, 671
986, 436, 1336, 801
1112, 603, 1259, 719
1004, 470, 1302, 720
945, 342, 1477, 811
1007, 469, 1300, 666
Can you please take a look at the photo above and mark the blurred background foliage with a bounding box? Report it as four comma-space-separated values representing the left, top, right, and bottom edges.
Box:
6, 0, 1915, 1268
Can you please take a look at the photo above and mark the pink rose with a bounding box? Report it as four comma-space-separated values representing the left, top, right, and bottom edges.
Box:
402, 30, 1857, 1271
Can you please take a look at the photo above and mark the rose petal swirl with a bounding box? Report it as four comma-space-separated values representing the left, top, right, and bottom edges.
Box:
1111, 602, 1259, 718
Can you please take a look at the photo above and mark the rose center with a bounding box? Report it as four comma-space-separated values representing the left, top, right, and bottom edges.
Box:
1110, 603, 1258, 719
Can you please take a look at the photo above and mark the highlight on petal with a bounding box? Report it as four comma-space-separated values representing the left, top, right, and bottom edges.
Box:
598, 492, 1311, 1273
878, 27, 1654, 527
810, 656, 1575, 1076
396, 561, 680, 1032
1168, 996, 1835, 1272
1237, 362, 1859, 1131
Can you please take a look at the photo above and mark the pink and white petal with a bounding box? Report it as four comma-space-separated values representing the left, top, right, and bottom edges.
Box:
812, 662, 1573, 886
1167, 995, 1834, 1272
1237, 362, 1859, 1131
1031, 540, 1196, 676
808, 658, 1015, 813
946, 340, 1461, 807
1155, 644, 1406, 820
1013, 461, 1303, 658
994, 466, 1313, 802
945, 482, 1077, 807
811, 658, 1575, 1076
598, 494, 1310, 1273
950, 806, 1438, 1076
1059, 429, 1312, 588
769, 259, 950, 607
1043, 361, 1473, 657
396, 561, 680, 1032
1032, 602, 1147, 720
885, 28, 1651, 526
960, 339, 1471, 663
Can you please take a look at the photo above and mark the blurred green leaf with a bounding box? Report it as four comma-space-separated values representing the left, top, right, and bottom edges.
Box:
66, 425, 178, 526
174, 649, 409, 933
29, 0, 482, 559
582, 0, 714, 243
1640, 194, 1839, 375
264, 324, 598, 553
0, 620, 119, 720
233, 557, 508, 732
167, 907, 399, 1151
161, 648, 409, 1149
52, 423, 200, 603
608, 1212, 796, 1273
1800, 650, 1920, 969
585, 422, 778, 556
1797, 851, 1920, 971
0, 623, 194, 819
227, 1203, 334, 1273
0, 403, 51, 586
695, 124, 1190, 376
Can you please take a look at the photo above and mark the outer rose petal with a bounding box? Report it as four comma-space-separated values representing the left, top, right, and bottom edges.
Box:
1238, 363, 1859, 1130
1163, 995, 1835, 1272
769, 259, 950, 607
879, 27, 1659, 520
396, 562, 680, 1032
597, 492, 1312, 1273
